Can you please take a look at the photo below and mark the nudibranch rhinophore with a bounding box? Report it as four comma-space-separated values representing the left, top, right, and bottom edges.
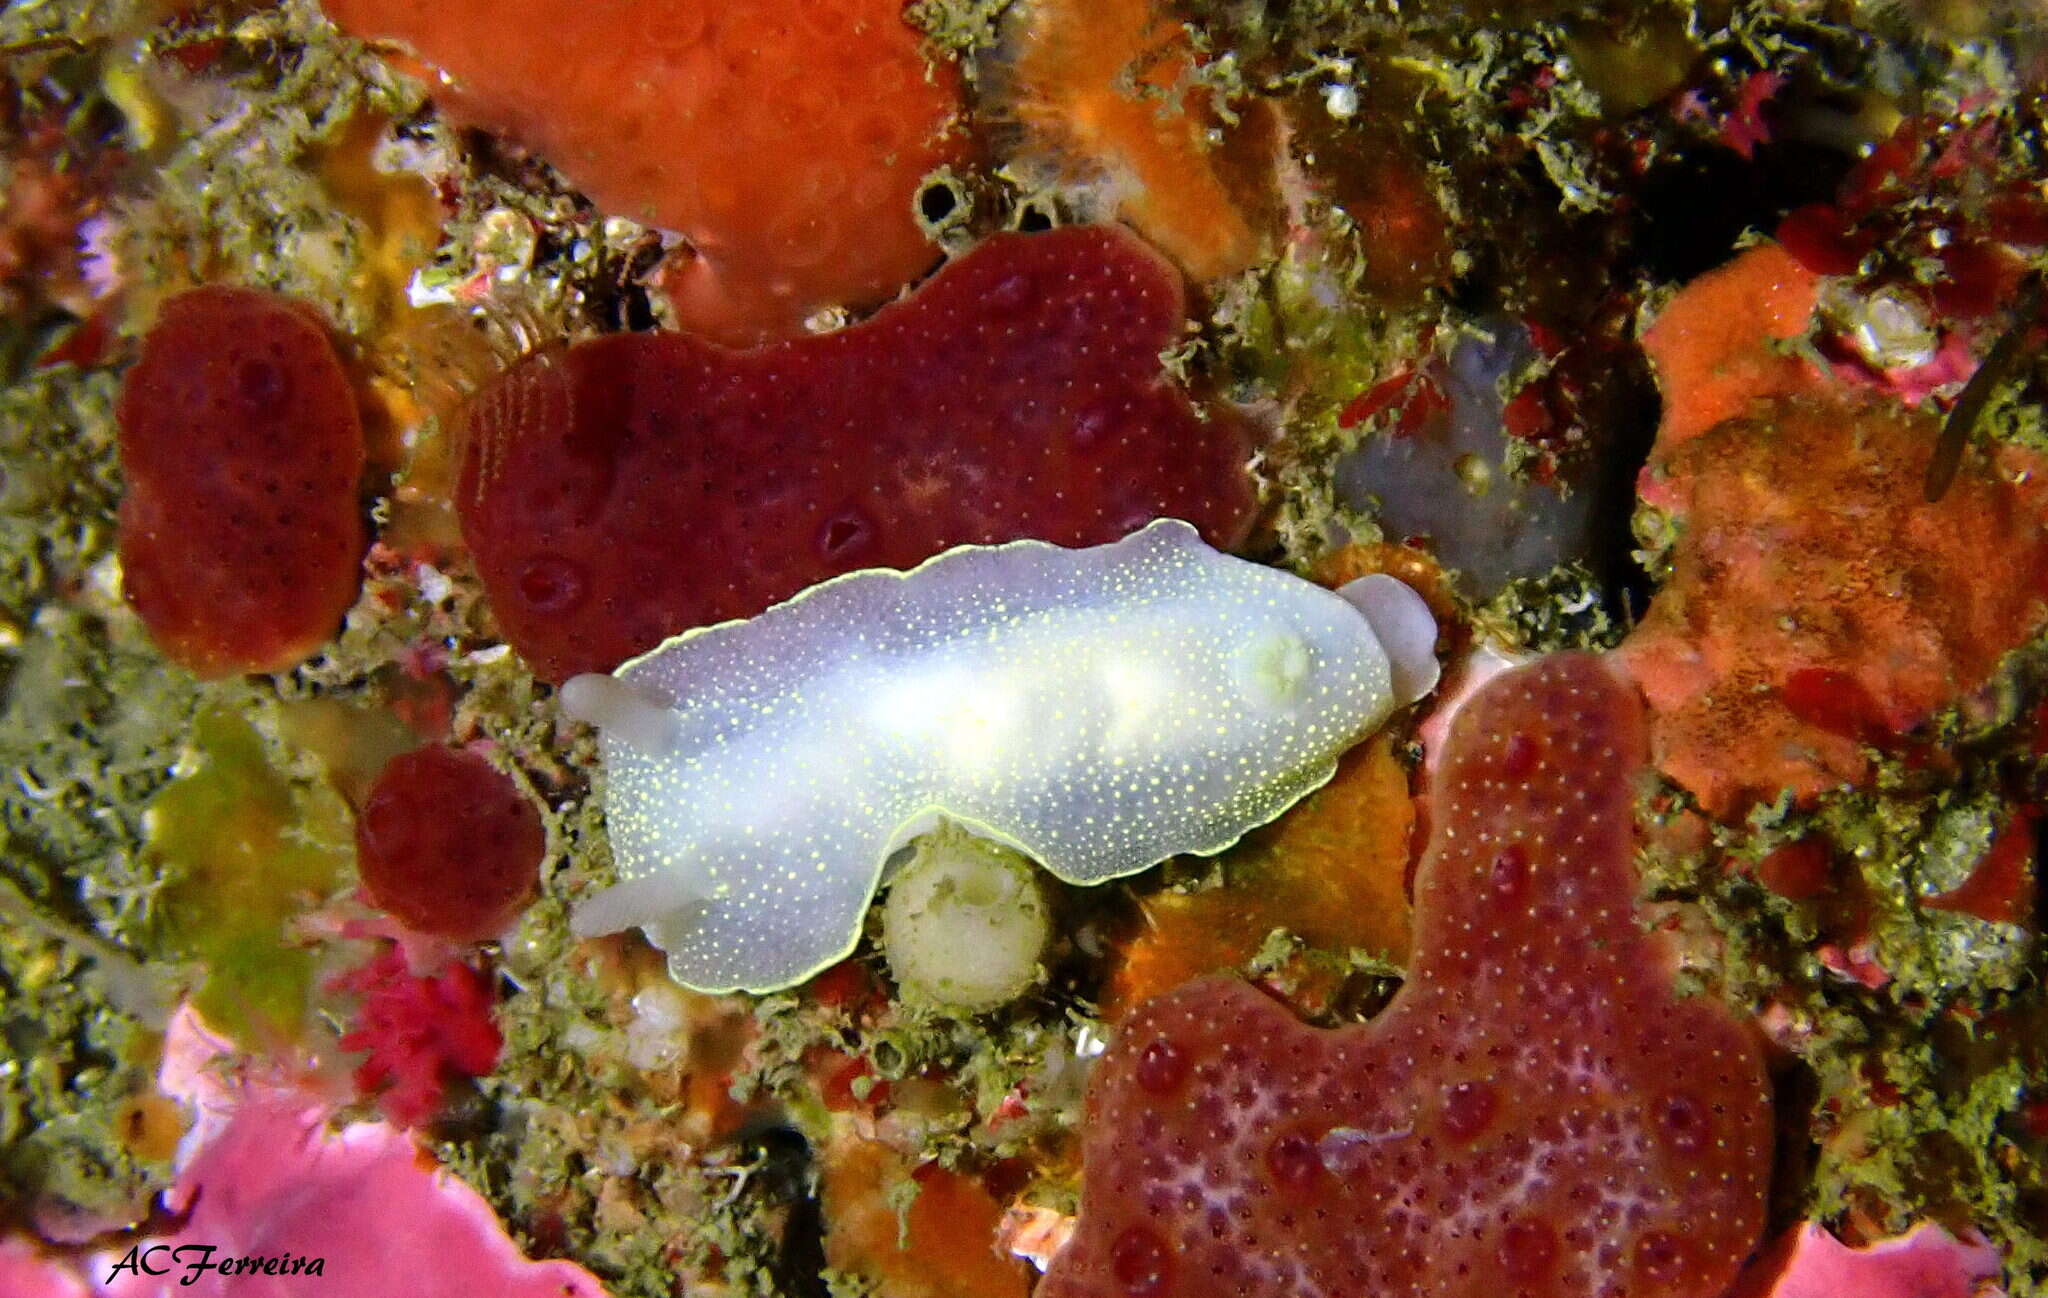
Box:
562, 519, 1440, 993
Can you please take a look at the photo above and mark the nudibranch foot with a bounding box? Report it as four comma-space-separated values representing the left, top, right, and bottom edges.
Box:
568, 519, 1438, 993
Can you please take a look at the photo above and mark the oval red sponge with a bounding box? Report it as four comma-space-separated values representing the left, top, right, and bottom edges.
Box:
116, 285, 366, 678
356, 745, 545, 943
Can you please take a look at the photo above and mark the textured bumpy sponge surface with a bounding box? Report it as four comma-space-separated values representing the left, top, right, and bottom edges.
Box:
457, 226, 1259, 682
1041, 653, 1771, 1298
117, 285, 366, 678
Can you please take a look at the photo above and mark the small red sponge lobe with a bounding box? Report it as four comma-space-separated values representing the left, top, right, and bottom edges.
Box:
356, 745, 544, 943
457, 225, 1259, 681
116, 286, 366, 678
1039, 654, 1772, 1298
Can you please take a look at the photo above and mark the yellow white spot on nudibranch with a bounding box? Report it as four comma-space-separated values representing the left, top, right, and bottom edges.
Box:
1236, 629, 1314, 712
565, 519, 1439, 994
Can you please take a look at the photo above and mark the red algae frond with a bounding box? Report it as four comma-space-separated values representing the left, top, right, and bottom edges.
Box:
456, 225, 1258, 681
1002, 0, 1275, 282
321, 0, 966, 346
333, 946, 502, 1128
116, 286, 368, 678
1040, 654, 1771, 1298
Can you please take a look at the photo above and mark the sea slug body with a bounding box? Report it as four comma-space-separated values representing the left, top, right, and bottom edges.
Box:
564, 520, 1439, 993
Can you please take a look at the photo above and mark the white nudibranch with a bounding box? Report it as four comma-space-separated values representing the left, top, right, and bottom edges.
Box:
563, 518, 1439, 993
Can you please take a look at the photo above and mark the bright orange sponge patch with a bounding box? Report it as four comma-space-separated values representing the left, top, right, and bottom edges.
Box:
1002, 0, 1274, 282
323, 0, 966, 345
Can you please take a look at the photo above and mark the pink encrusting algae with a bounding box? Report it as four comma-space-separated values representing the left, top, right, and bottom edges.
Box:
89, 1006, 605, 1298
457, 225, 1259, 681
1038, 654, 1772, 1298
1728, 1220, 2006, 1298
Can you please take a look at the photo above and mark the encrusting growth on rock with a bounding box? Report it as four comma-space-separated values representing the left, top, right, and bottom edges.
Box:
999, 0, 1276, 282
458, 225, 1258, 681
116, 286, 367, 678
320, 0, 966, 345
1040, 654, 1771, 1298
1620, 242, 2048, 819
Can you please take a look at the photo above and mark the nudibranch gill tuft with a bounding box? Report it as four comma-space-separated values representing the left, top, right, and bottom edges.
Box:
563, 520, 1439, 993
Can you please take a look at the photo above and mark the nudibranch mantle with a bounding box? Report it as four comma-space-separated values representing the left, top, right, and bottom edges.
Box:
565, 519, 1438, 993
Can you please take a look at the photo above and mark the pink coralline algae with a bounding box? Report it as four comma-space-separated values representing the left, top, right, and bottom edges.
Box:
0, 1239, 86, 1298
458, 225, 1258, 681
1727, 1221, 2005, 1298
1038, 654, 1772, 1298
89, 1008, 604, 1298
331, 947, 502, 1127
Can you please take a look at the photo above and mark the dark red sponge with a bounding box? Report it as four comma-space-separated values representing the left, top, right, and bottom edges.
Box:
116, 285, 366, 677
455, 225, 1259, 682
356, 745, 545, 943
1040, 654, 1773, 1298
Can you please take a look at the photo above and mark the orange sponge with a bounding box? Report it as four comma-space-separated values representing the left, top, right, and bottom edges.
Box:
1001, 0, 1275, 281
323, 0, 966, 345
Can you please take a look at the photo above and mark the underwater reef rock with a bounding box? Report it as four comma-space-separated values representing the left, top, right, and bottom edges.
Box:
356, 744, 544, 942
458, 225, 1259, 682
116, 286, 367, 678
1333, 322, 1605, 598
1620, 397, 2048, 820
1040, 653, 1770, 1298
321, 0, 964, 345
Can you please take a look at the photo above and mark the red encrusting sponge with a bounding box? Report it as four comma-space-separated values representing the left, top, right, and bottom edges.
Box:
456, 225, 1259, 682
356, 745, 545, 943
116, 285, 367, 678
1039, 653, 1772, 1298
